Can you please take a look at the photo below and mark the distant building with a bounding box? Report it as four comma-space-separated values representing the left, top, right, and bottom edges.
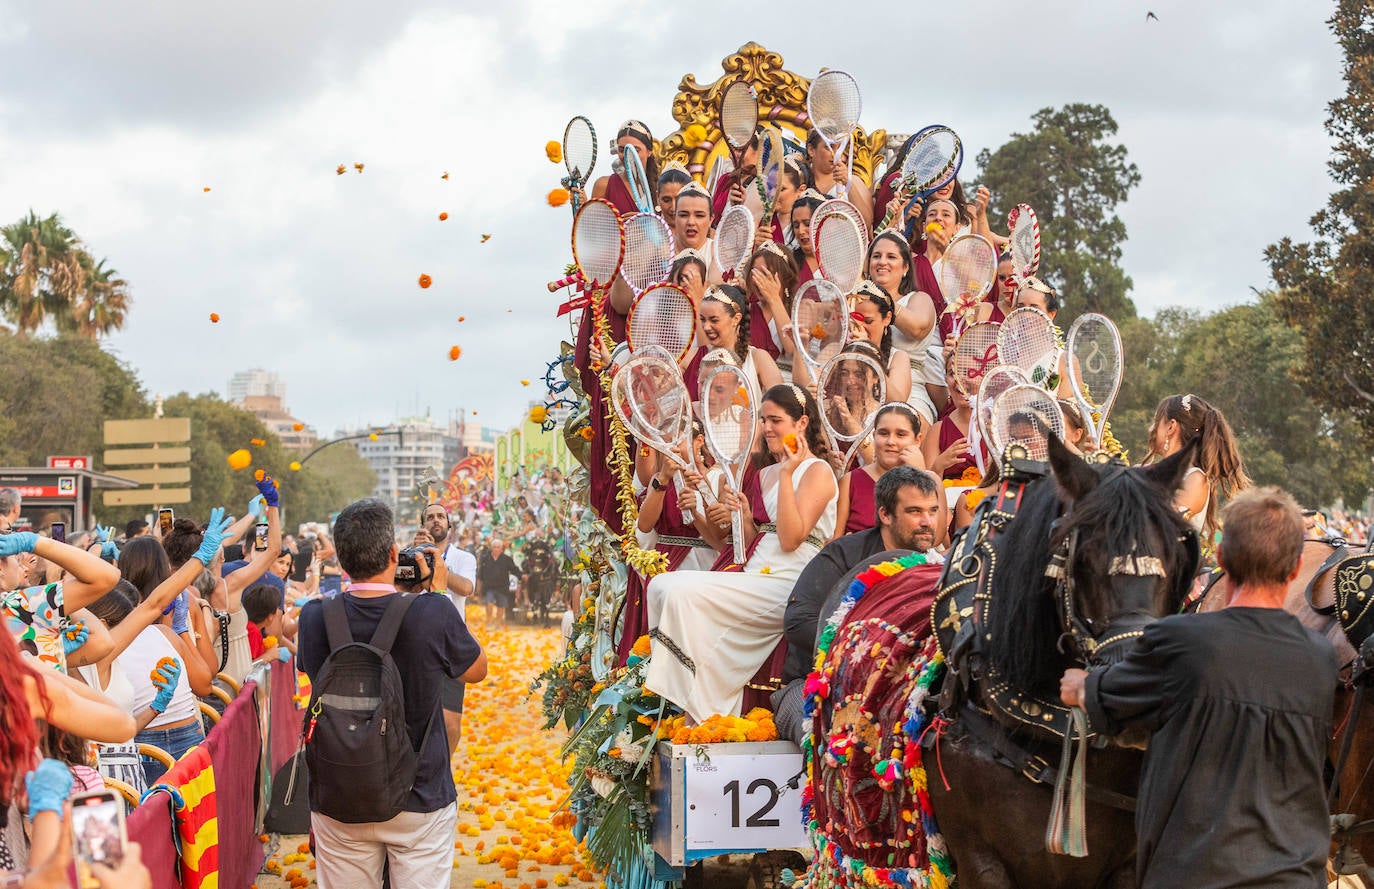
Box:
227, 368, 286, 404
239, 394, 317, 451
346, 417, 463, 519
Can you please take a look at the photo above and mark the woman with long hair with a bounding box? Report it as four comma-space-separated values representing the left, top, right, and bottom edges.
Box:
592, 119, 658, 216
743, 243, 799, 362
789, 189, 825, 287
646, 385, 837, 721
804, 129, 873, 224
834, 402, 928, 536
1144, 394, 1250, 537
866, 231, 938, 421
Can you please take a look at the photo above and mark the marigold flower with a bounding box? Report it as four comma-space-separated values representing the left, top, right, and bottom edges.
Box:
733, 386, 750, 407
521, 379, 531, 386
419, 274, 433, 289
353, 162, 364, 173
809, 323, 826, 340
964, 489, 988, 509
782, 433, 798, 454
336, 164, 346, 175
579, 427, 594, 441
203, 187, 211, 193
449, 346, 463, 361
545, 141, 563, 164
530, 406, 549, 424
209, 313, 220, 323
439, 212, 449, 221
227, 449, 252, 470
458, 316, 466, 322
925, 222, 943, 235
548, 188, 570, 208
631, 635, 651, 657
684, 123, 709, 146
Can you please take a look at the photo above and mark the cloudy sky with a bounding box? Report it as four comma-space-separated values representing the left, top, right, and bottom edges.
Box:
0, 0, 1343, 436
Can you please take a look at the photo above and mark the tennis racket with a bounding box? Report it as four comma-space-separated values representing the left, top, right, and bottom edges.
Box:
714, 204, 756, 281
989, 383, 1066, 466
938, 234, 998, 335
756, 126, 784, 229
813, 197, 870, 246
807, 69, 862, 197
952, 321, 1001, 398
814, 212, 865, 295
696, 345, 739, 404
976, 364, 1030, 461
790, 278, 849, 383
720, 80, 759, 187
875, 125, 963, 231
817, 350, 886, 468
997, 306, 1061, 390
700, 362, 758, 560
621, 212, 675, 295
610, 353, 712, 523
562, 115, 597, 215
628, 283, 696, 361
1065, 313, 1123, 451
570, 198, 626, 348
1007, 203, 1041, 281
622, 145, 655, 215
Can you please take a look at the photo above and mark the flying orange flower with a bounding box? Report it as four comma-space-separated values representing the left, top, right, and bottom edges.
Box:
227, 449, 252, 470
418, 274, 433, 289
545, 141, 563, 163
520, 379, 530, 386
547, 188, 570, 208
481, 234, 492, 243
441, 172, 449, 180
336, 164, 347, 176
209, 313, 220, 323
449, 345, 462, 360
250, 438, 266, 447
289, 461, 302, 472
292, 422, 304, 431
529, 406, 548, 424
354, 162, 365, 173
458, 316, 466, 322
202, 187, 211, 193
439, 212, 449, 221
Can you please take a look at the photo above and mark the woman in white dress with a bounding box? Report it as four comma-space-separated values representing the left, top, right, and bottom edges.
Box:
1144, 393, 1250, 539
646, 384, 838, 722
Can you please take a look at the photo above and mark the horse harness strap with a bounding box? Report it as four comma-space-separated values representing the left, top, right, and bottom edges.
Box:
935, 705, 1136, 813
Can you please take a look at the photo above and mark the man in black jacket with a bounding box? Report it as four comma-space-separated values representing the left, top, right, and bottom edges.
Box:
773, 466, 945, 742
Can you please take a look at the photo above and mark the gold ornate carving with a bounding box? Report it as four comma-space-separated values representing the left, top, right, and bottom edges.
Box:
657, 42, 886, 189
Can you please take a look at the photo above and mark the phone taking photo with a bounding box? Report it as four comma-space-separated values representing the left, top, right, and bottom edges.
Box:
50, 522, 65, 544
254, 521, 269, 551
158, 508, 174, 537
71, 788, 126, 875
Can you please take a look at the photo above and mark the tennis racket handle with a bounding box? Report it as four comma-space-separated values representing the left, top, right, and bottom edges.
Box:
674, 470, 694, 524
731, 515, 746, 565
547, 273, 583, 292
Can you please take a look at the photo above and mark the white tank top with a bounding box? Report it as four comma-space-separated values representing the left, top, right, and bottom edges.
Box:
75, 658, 137, 715
119, 626, 197, 726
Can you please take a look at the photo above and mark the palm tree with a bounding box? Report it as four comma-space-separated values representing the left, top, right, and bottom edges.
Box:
0, 211, 131, 339
65, 254, 131, 339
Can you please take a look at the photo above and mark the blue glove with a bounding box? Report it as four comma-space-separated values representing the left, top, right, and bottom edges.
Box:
277, 647, 293, 664
170, 592, 190, 635
0, 531, 39, 557
61, 620, 89, 657
293, 596, 311, 608
150, 659, 181, 713
96, 524, 113, 543
255, 475, 279, 508
24, 759, 72, 818
100, 539, 119, 560
193, 507, 233, 566
248, 494, 266, 520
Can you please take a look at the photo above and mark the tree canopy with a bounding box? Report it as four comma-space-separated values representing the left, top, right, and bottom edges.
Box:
0, 211, 131, 339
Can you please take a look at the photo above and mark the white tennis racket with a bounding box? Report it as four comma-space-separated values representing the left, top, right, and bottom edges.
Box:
700, 362, 758, 560
790, 278, 849, 382
990, 383, 1066, 466
952, 322, 1001, 399
807, 70, 862, 197
976, 364, 1030, 459
875, 125, 963, 231
813, 197, 870, 247
562, 116, 597, 215
714, 204, 756, 281
757, 126, 784, 229
628, 283, 696, 361
1007, 204, 1041, 281
939, 234, 999, 335
814, 212, 865, 295
720, 80, 759, 188
620, 212, 675, 296
1065, 313, 1123, 451
622, 145, 655, 215
817, 350, 886, 468
997, 306, 1061, 390
611, 353, 712, 522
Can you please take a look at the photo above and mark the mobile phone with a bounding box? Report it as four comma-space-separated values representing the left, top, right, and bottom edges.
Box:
50, 522, 65, 543
71, 788, 126, 871
158, 508, 174, 537
254, 521, 269, 551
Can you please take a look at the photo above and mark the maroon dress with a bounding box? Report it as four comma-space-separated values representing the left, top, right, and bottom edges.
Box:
935, 414, 975, 480
605, 174, 638, 217
913, 254, 953, 340
843, 468, 877, 534
616, 479, 712, 665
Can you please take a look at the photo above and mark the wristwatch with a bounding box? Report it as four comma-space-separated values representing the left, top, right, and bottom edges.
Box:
650, 477, 665, 492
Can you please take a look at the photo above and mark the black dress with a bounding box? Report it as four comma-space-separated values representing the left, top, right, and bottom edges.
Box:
1084, 608, 1336, 888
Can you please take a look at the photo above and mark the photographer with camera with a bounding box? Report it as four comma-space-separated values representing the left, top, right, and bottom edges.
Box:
412, 504, 477, 750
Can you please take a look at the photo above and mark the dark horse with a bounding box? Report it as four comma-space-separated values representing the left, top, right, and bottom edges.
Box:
805, 437, 1198, 889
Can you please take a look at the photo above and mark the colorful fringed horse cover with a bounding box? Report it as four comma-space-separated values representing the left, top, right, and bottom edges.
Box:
801, 554, 954, 889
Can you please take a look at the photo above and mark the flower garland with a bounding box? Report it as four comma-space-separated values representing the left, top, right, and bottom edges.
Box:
797, 551, 955, 889
591, 290, 668, 579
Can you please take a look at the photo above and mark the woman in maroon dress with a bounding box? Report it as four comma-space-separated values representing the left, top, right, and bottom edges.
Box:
921, 361, 977, 481
742, 243, 798, 361
834, 403, 928, 537
789, 189, 824, 287
591, 119, 658, 216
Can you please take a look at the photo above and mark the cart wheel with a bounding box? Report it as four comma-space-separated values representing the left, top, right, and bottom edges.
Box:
746, 851, 809, 889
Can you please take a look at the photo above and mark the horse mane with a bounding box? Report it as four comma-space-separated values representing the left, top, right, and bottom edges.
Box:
985, 476, 1067, 696
985, 464, 1194, 697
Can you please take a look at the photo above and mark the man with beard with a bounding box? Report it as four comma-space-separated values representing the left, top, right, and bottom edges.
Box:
772, 466, 946, 742
413, 503, 476, 751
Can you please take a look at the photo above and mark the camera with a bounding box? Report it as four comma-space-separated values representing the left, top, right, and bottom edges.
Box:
395, 545, 437, 586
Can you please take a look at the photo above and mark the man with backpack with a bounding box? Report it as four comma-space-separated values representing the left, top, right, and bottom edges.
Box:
297, 498, 487, 889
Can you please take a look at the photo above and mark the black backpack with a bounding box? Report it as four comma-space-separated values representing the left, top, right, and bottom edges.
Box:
300, 594, 432, 823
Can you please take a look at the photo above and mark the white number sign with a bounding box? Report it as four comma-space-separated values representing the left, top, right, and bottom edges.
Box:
683, 751, 808, 852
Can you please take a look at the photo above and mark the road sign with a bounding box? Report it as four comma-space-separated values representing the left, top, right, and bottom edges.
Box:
102, 447, 192, 466
103, 418, 191, 446
110, 467, 191, 486
103, 488, 192, 507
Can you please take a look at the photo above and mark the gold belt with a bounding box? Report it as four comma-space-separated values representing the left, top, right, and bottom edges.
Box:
756, 522, 826, 550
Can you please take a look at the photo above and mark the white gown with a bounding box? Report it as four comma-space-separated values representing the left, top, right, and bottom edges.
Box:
645, 457, 837, 722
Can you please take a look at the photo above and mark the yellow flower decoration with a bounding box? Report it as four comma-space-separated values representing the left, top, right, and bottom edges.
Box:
545, 141, 563, 164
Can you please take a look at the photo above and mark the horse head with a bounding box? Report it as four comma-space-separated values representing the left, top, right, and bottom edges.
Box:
1046, 434, 1200, 668
986, 437, 1199, 697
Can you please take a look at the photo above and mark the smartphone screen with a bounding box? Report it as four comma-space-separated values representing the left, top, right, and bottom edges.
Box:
72, 789, 126, 870
158, 508, 174, 537
50, 522, 65, 543
254, 522, 269, 551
